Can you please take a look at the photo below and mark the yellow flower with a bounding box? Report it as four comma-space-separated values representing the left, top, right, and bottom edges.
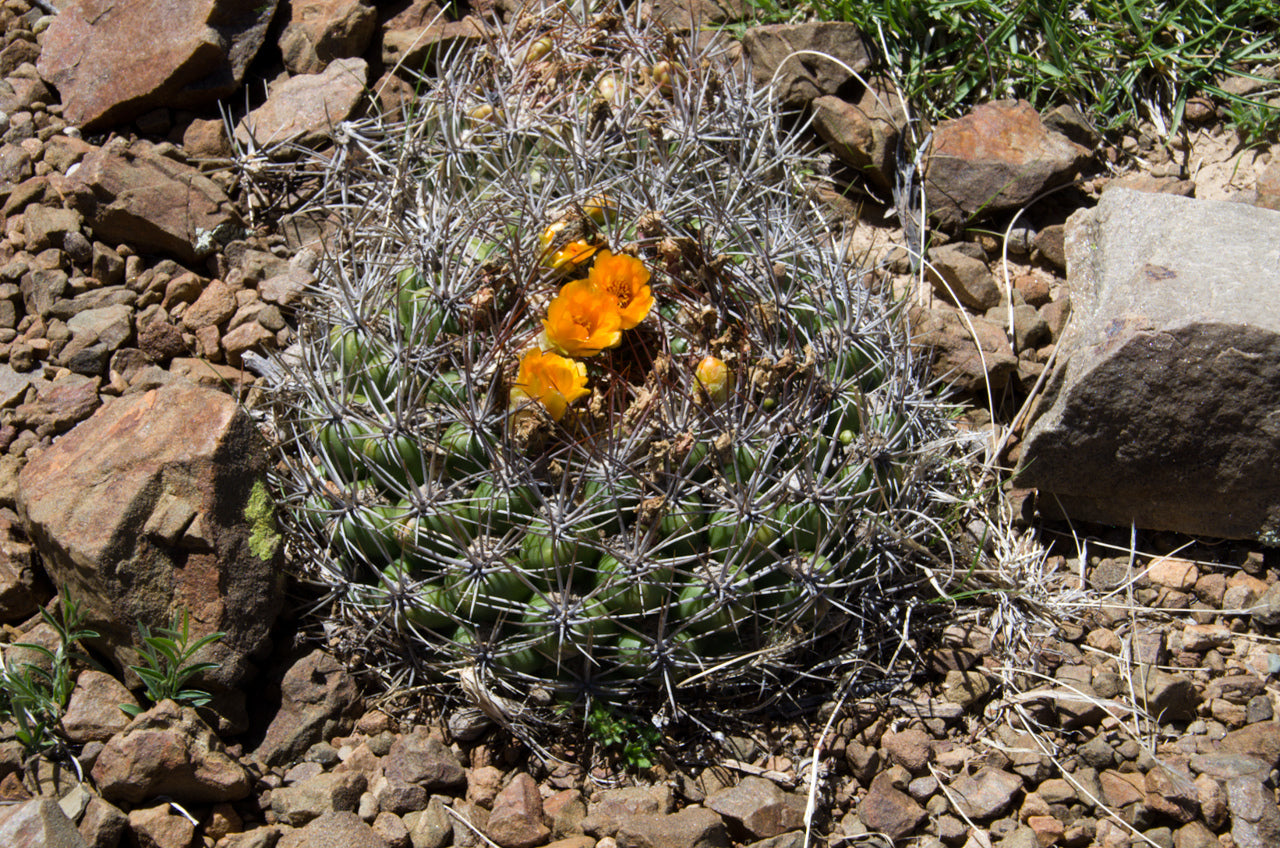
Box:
695, 356, 729, 403
539, 221, 599, 270
543, 278, 623, 357
588, 250, 653, 330
514, 350, 589, 421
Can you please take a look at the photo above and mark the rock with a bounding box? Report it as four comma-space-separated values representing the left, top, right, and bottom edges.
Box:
1143, 669, 1199, 722
1147, 556, 1199, 591
91, 700, 250, 805
1144, 767, 1199, 824
941, 669, 992, 708
13, 374, 100, 435
17, 381, 283, 727
38, 0, 279, 130
927, 245, 1002, 311
382, 729, 466, 791
128, 803, 195, 848
910, 304, 1019, 393
741, 22, 872, 108
0, 798, 89, 848
182, 279, 237, 331
259, 268, 314, 306
1251, 581, 1280, 626
1218, 722, 1280, 768
1174, 821, 1217, 848
78, 795, 128, 848
254, 649, 362, 767
614, 806, 730, 848
881, 728, 933, 773
581, 786, 674, 838
23, 206, 83, 252
543, 788, 587, 838
61, 669, 139, 744
486, 772, 550, 848
64, 139, 240, 263
647, 0, 746, 29
857, 772, 926, 841
925, 100, 1091, 230
1228, 775, 1280, 848
705, 776, 805, 840
271, 770, 368, 826
280, 0, 377, 75
811, 84, 903, 191
1014, 189, 1280, 540
277, 811, 390, 848
236, 57, 368, 149
404, 796, 452, 848
381, 18, 486, 71
948, 767, 1023, 820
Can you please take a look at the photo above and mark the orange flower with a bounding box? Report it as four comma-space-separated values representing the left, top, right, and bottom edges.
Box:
539, 222, 599, 270
588, 250, 653, 330
543, 278, 622, 357
513, 350, 589, 421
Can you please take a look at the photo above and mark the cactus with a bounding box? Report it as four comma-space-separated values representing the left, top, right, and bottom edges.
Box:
259, 6, 954, 709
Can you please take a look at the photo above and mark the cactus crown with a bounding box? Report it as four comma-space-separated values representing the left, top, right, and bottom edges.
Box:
260, 7, 954, 713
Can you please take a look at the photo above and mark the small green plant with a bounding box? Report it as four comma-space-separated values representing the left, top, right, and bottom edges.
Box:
120, 611, 225, 718
584, 704, 662, 771
0, 594, 99, 757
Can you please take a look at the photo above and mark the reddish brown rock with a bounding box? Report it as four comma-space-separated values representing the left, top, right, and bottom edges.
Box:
705, 776, 805, 840
17, 381, 283, 728
926, 100, 1091, 229
91, 700, 250, 805
235, 58, 368, 149
381, 18, 486, 71
486, 772, 550, 848
949, 767, 1023, 820
910, 304, 1018, 393
38, 0, 279, 130
811, 84, 904, 192
0, 799, 89, 848
276, 811, 390, 848
382, 728, 466, 791
63, 139, 240, 263
254, 650, 362, 768
128, 803, 196, 848
858, 772, 926, 842
614, 806, 729, 848
280, 0, 378, 74
62, 669, 139, 744
181, 279, 237, 331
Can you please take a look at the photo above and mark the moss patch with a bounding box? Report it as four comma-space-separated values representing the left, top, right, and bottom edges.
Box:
245, 479, 281, 562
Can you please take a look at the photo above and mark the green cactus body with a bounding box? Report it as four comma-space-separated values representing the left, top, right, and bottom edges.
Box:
263, 9, 954, 706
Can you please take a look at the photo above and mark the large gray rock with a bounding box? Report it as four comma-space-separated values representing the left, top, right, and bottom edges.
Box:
1014, 189, 1280, 540
38, 0, 279, 131
17, 381, 284, 730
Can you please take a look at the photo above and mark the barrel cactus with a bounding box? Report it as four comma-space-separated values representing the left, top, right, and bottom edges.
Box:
261, 8, 956, 710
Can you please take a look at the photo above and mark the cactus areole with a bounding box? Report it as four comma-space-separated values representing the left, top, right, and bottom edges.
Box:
264, 12, 950, 711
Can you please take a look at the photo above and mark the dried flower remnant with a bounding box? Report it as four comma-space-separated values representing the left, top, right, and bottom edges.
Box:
589, 250, 653, 330
543, 278, 623, 357
513, 350, 589, 421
